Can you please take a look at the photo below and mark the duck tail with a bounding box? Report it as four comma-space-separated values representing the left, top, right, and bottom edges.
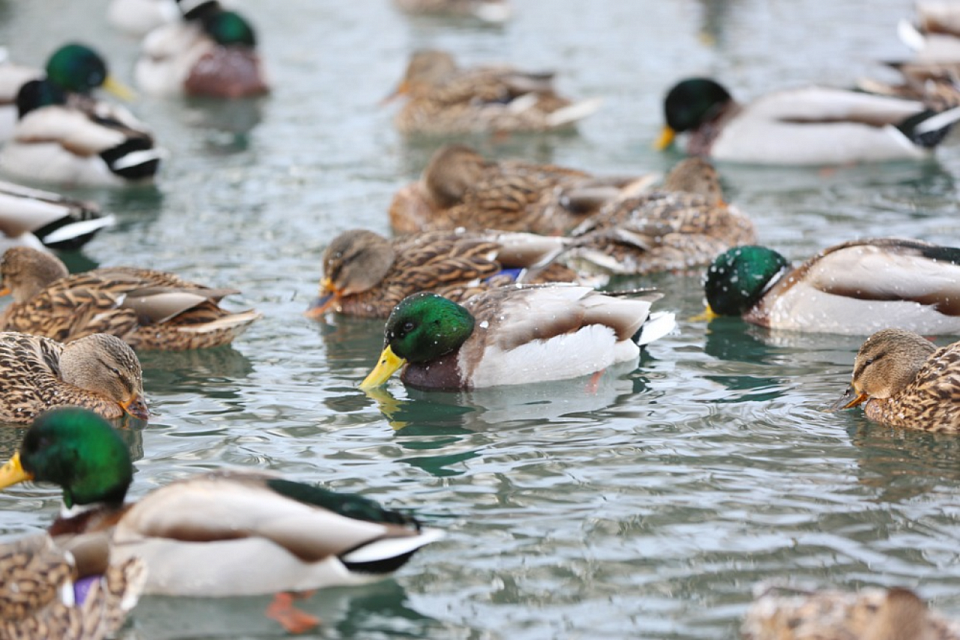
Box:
37, 214, 116, 250
898, 106, 960, 147
340, 528, 445, 576
100, 140, 164, 180
634, 311, 677, 346
545, 97, 604, 129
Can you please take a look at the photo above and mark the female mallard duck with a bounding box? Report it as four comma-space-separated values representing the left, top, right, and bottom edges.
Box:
0, 78, 161, 186
0, 331, 147, 423
360, 285, 675, 391
829, 328, 960, 432
0, 247, 260, 350
384, 49, 601, 135
392, 0, 512, 23
0, 180, 113, 251
0, 43, 138, 145
0, 532, 146, 640
656, 77, 960, 165
389, 144, 656, 235
135, 1, 269, 98
0, 407, 444, 603
564, 158, 756, 275
306, 228, 587, 319
742, 583, 960, 640
702, 238, 960, 335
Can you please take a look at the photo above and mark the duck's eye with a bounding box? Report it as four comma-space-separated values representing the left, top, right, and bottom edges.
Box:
111, 367, 121, 377
403, 321, 415, 333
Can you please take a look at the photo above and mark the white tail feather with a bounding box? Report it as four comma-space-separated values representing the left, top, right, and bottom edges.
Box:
545, 97, 604, 128
637, 311, 677, 346
39, 215, 115, 245
341, 528, 445, 564
914, 105, 960, 135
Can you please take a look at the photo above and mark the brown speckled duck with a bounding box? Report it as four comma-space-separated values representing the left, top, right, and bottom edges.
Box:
0, 247, 260, 350
564, 157, 756, 275
0, 532, 146, 640
742, 583, 960, 640
306, 228, 587, 319
384, 50, 601, 135
0, 331, 147, 423
830, 328, 960, 432
389, 144, 656, 235
392, 0, 512, 22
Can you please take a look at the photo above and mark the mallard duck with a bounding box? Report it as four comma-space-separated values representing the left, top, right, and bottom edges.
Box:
0, 331, 147, 423
306, 228, 589, 319
0, 407, 444, 602
829, 328, 960, 432
0, 43, 137, 145
135, 1, 269, 98
0, 532, 146, 640
564, 158, 756, 275
384, 49, 601, 135
702, 238, 960, 335
389, 144, 656, 235
0, 180, 114, 251
360, 285, 676, 391
107, 0, 179, 36
392, 0, 512, 23
0, 246, 260, 350
742, 583, 960, 640
657, 77, 960, 165
0, 78, 161, 187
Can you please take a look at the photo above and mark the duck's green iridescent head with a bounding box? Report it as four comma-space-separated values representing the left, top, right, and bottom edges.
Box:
0, 408, 133, 508
663, 78, 733, 133
45, 44, 108, 94
704, 246, 789, 317
360, 293, 475, 389
204, 11, 257, 47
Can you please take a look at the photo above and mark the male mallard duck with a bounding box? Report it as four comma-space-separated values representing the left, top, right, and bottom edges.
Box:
0, 407, 444, 601
829, 328, 960, 432
392, 0, 512, 23
306, 228, 588, 319
656, 77, 960, 165
0, 78, 161, 187
742, 583, 960, 640
0, 331, 147, 423
135, 1, 269, 98
0, 532, 146, 640
0, 43, 138, 145
0, 180, 114, 251
360, 285, 676, 391
564, 158, 756, 275
702, 238, 960, 335
0, 246, 260, 350
384, 49, 601, 135
389, 144, 656, 235
107, 0, 179, 36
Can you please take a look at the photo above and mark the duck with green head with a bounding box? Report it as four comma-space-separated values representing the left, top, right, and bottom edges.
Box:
136, 1, 269, 97
0, 407, 443, 613
702, 238, 960, 335
0, 43, 137, 144
361, 284, 675, 391
656, 77, 960, 165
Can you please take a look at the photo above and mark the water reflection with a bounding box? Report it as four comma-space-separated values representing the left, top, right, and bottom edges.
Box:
126, 579, 450, 640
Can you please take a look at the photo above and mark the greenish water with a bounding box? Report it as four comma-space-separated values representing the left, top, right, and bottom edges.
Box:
1, 1, 960, 638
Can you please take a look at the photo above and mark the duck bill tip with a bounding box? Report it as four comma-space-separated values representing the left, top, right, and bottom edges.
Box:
359, 346, 405, 390
654, 125, 676, 151
827, 387, 866, 412
121, 396, 149, 421
0, 453, 32, 490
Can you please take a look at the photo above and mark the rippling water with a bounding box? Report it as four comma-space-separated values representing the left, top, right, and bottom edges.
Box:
1, 1, 960, 638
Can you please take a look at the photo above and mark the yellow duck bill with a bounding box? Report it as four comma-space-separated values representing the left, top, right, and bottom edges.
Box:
0, 453, 32, 489
360, 346, 406, 390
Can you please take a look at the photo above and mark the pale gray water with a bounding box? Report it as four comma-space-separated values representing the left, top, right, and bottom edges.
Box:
1, 1, 960, 638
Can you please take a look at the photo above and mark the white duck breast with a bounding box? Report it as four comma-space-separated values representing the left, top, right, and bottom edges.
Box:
711, 87, 931, 165
750, 245, 960, 334
135, 22, 214, 96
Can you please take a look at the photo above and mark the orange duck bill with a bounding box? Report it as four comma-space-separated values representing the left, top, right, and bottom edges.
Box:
828, 385, 867, 412
304, 279, 341, 318
0, 453, 32, 489
121, 394, 149, 420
